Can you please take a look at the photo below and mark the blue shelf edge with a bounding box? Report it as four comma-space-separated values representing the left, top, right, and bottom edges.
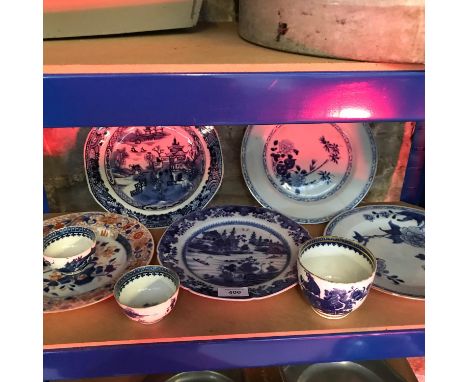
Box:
44, 329, 424, 380
44, 71, 424, 127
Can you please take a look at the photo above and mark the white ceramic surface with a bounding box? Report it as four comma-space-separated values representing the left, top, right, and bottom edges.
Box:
43, 226, 96, 274
324, 204, 425, 299
241, 123, 377, 224
114, 265, 180, 324
298, 236, 376, 319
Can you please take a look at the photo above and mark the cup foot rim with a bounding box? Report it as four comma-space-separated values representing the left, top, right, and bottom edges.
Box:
311, 306, 351, 320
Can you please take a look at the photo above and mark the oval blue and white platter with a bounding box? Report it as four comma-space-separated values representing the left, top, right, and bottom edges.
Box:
84, 126, 223, 228
157, 205, 311, 301
324, 204, 425, 299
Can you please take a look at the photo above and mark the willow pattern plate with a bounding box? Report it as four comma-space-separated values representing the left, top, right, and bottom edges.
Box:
157, 205, 311, 300
241, 123, 377, 223
324, 204, 425, 299
84, 126, 223, 228
43, 212, 154, 312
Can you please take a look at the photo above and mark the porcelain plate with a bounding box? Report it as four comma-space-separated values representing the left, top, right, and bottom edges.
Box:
157, 206, 311, 300
84, 126, 223, 228
241, 123, 377, 223
324, 204, 425, 299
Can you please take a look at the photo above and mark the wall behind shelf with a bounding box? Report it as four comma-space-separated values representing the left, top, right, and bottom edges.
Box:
43, 123, 409, 213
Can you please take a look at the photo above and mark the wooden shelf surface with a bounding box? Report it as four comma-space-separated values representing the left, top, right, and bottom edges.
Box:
44, 22, 424, 74
44, 214, 424, 350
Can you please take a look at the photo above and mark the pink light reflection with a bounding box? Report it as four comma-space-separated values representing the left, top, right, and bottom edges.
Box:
332, 107, 371, 119
293, 81, 395, 121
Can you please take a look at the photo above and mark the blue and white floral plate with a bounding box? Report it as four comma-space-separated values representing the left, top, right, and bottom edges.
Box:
324, 204, 425, 299
43, 212, 154, 312
157, 206, 311, 300
84, 126, 223, 228
241, 123, 377, 223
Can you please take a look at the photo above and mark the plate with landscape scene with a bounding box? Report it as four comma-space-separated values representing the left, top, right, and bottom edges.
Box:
84, 126, 223, 228
43, 212, 154, 312
157, 206, 311, 300
241, 123, 377, 224
324, 204, 425, 299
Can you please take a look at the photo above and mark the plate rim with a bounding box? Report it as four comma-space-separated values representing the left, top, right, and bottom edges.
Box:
324, 203, 425, 300
43, 211, 154, 312
83, 126, 224, 228
156, 205, 311, 301
240, 123, 378, 224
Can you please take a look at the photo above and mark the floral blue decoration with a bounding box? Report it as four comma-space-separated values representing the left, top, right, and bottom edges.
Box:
325, 205, 425, 299
299, 273, 370, 316
263, 124, 353, 202
351, 209, 425, 248
243, 123, 377, 223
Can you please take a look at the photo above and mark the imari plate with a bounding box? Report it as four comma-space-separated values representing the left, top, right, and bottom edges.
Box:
43, 212, 154, 312
324, 204, 425, 299
241, 123, 377, 223
84, 126, 223, 228
157, 206, 311, 301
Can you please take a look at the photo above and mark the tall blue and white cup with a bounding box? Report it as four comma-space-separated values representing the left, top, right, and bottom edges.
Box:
297, 236, 376, 319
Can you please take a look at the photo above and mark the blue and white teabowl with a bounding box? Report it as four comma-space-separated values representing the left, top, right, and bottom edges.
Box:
84, 126, 223, 228
43, 226, 96, 274
157, 205, 311, 300
325, 204, 425, 299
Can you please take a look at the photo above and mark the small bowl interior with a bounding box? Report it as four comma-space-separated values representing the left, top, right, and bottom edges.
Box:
300, 244, 373, 283
44, 234, 94, 259
118, 275, 177, 309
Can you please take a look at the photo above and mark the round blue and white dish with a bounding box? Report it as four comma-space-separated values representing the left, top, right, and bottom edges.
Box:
157, 205, 311, 301
324, 204, 425, 299
43, 212, 154, 313
84, 126, 223, 228
241, 123, 377, 224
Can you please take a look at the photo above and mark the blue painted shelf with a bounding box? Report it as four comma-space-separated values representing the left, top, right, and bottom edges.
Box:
43, 22, 424, 380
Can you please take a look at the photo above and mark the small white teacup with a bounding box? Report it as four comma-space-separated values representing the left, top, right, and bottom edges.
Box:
297, 236, 376, 319
114, 265, 180, 324
43, 226, 96, 274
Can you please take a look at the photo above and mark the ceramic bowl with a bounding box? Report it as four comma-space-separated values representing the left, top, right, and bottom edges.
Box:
297, 236, 376, 319
43, 226, 96, 274
165, 371, 235, 382
114, 265, 180, 324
